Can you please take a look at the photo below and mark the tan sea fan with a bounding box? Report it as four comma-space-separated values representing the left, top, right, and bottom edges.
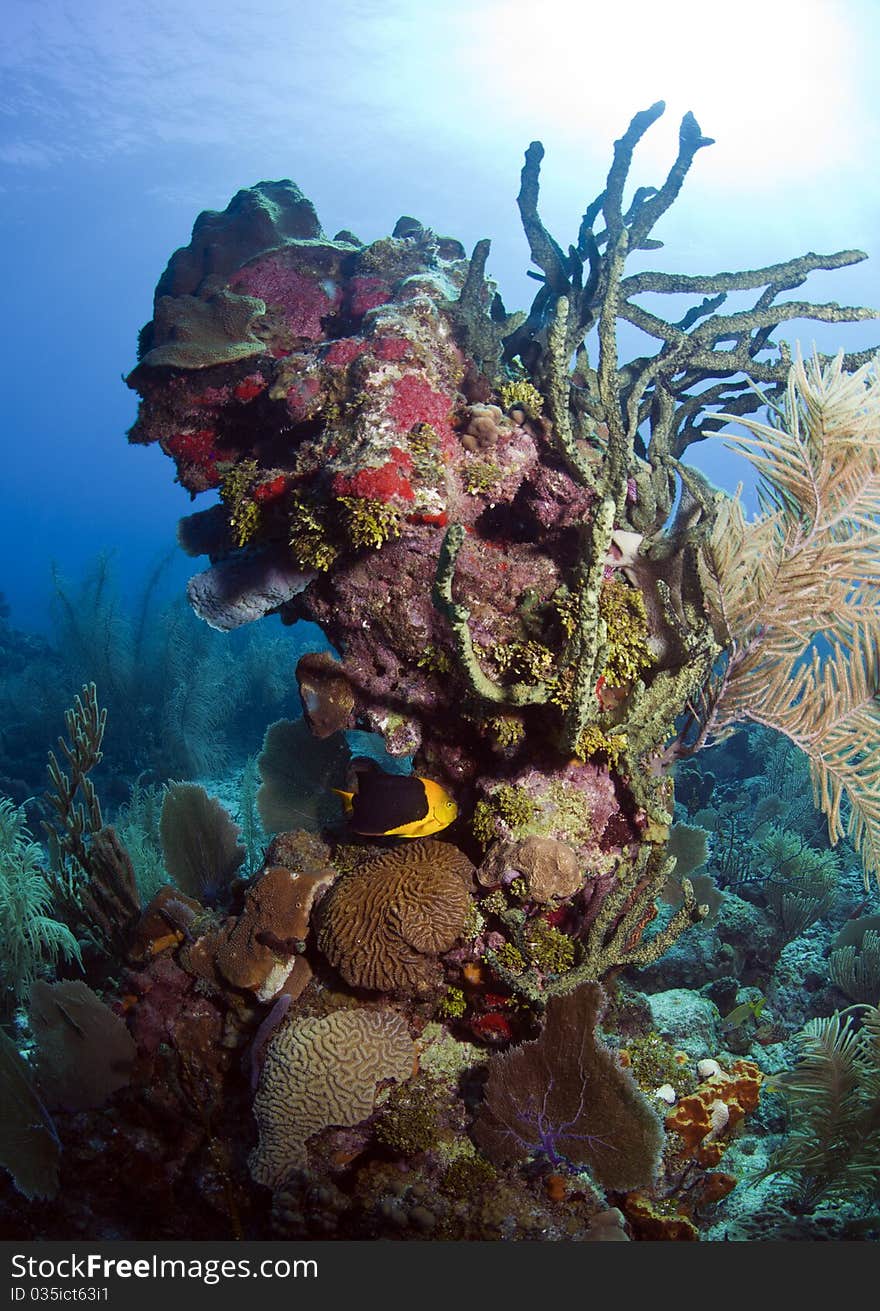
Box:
694, 349, 880, 888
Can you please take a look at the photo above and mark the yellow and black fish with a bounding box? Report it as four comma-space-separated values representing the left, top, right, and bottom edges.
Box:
333, 759, 457, 838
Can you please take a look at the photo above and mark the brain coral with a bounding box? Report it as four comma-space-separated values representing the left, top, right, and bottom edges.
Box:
249, 1008, 414, 1188
317, 839, 474, 994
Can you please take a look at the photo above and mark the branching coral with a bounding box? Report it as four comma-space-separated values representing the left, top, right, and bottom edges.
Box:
43, 681, 106, 876
40, 684, 142, 959
462, 105, 875, 784
480, 841, 707, 1007
433, 525, 552, 708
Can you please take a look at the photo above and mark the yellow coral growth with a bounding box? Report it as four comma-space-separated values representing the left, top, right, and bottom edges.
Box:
621, 1194, 698, 1241
491, 640, 556, 685
337, 496, 402, 549
417, 644, 453, 674
574, 725, 626, 767
220, 458, 262, 547
598, 578, 653, 686
487, 715, 526, 750
499, 379, 544, 419
288, 496, 339, 571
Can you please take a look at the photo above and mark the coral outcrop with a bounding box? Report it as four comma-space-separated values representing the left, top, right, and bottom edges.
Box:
126, 102, 878, 995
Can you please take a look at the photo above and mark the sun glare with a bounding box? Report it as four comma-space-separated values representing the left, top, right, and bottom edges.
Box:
463, 0, 862, 187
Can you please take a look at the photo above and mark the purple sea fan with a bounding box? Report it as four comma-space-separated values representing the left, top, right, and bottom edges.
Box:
472, 983, 664, 1192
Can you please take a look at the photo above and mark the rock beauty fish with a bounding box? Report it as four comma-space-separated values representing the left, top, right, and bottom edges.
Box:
333, 758, 458, 838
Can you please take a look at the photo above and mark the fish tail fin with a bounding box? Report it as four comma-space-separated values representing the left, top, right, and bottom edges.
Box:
332, 788, 354, 814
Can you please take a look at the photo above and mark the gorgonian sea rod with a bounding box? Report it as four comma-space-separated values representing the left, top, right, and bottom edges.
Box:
126, 102, 880, 982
